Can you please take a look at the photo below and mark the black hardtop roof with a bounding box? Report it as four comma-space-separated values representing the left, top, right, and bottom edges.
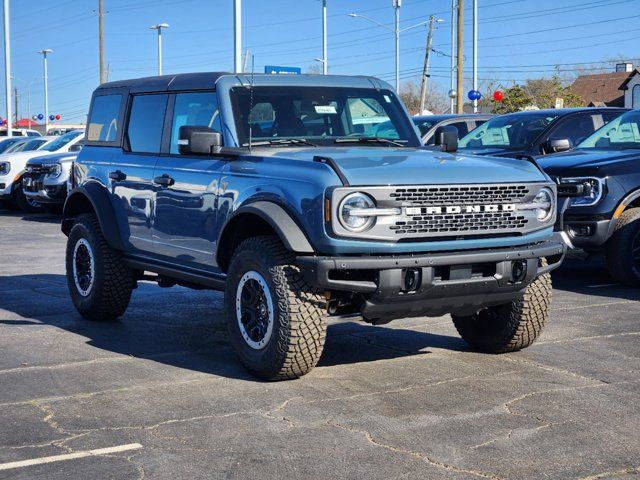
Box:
96, 72, 388, 94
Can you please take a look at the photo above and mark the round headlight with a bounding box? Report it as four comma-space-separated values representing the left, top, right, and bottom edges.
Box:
533, 187, 553, 222
339, 192, 376, 232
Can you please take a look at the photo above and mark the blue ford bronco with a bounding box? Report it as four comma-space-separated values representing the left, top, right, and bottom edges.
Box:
62, 73, 565, 380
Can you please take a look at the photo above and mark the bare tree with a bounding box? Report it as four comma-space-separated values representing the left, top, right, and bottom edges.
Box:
400, 80, 448, 115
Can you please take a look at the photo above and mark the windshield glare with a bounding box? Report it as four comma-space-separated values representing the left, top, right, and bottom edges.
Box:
459, 113, 559, 149
579, 111, 640, 149
40, 131, 83, 152
230, 86, 418, 147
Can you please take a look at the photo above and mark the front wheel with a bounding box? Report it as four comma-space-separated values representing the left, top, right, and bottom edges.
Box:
66, 214, 134, 321
605, 208, 640, 287
451, 265, 552, 353
225, 236, 328, 381
14, 184, 43, 213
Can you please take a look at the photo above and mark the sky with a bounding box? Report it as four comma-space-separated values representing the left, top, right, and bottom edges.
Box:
2, 0, 639, 123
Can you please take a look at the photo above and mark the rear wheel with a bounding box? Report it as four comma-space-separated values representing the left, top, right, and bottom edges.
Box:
14, 184, 43, 213
605, 208, 640, 287
225, 236, 328, 380
451, 264, 551, 353
66, 213, 134, 321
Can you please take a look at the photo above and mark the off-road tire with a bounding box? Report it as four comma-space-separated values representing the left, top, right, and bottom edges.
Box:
605, 207, 640, 287
14, 184, 43, 213
225, 236, 328, 381
66, 213, 134, 321
451, 261, 552, 353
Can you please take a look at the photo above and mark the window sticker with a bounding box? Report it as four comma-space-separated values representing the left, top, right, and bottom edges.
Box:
383, 95, 392, 103
314, 105, 337, 114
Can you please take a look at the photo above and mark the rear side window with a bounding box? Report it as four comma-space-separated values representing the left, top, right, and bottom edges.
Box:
127, 94, 168, 154
170, 92, 221, 154
87, 94, 122, 142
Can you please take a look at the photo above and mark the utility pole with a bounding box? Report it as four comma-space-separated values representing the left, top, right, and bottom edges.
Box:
456, 0, 464, 113
3, 0, 12, 136
419, 16, 442, 115
37, 49, 52, 135
321, 0, 327, 74
450, 0, 456, 113
472, 0, 478, 113
13, 87, 17, 124
234, 0, 242, 73
393, 0, 401, 92
99, 0, 105, 84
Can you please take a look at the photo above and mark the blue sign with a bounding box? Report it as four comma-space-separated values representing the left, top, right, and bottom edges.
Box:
264, 65, 302, 75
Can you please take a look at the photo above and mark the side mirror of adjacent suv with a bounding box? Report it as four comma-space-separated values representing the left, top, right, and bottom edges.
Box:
434, 125, 458, 153
542, 138, 572, 154
178, 125, 222, 155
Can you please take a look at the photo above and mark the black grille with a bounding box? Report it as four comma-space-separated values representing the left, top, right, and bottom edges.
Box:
388, 184, 532, 237
390, 185, 529, 206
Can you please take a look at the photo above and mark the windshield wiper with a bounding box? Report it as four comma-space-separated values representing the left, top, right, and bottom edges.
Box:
241, 138, 318, 147
334, 137, 406, 147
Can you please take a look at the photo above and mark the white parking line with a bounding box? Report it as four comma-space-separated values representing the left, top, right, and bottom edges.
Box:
587, 283, 619, 288
0, 443, 143, 471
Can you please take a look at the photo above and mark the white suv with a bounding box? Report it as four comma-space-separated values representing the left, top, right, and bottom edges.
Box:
0, 130, 84, 212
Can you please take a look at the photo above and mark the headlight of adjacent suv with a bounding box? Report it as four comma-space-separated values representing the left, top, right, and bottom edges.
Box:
339, 192, 377, 232
532, 187, 554, 221
559, 177, 604, 207
45, 164, 62, 178
0, 161, 9, 176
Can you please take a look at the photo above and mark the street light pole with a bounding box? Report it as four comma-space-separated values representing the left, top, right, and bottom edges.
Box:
99, 0, 105, 84
472, 0, 478, 113
3, 0, 12, 136
456, 0, 464, 114
450, 0, 456, 113
393, 0, 400, 92
321, 0, 327, 75
234, 0, 242, 73
37, 49, 52, 135
149, 23, 169, 76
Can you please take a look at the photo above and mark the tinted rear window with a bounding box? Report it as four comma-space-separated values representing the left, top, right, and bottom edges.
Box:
87, 94, 122, 143
126, 94, 168, 154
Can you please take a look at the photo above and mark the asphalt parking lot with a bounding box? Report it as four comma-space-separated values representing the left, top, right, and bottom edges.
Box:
1, 209, 639, 480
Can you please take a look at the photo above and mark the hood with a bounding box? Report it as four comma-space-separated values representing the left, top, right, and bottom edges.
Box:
457, 146, 524, 158
537, 148, 640, 176
261, 146, 546, 185
26, 151, 78, 166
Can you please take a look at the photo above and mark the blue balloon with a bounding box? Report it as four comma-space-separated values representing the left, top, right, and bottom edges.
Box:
49, 115, 55, 121
468, 89, 482, 101
37, 113, 44, 120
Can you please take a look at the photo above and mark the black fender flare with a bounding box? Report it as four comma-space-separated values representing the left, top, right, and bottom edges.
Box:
217, 201, 314, 266
603, 188, 640, 240
61, 183, 126, 251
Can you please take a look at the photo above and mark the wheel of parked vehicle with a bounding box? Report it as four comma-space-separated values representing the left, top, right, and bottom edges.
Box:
225, 235, 328, 381
65, 213, 135, 321
451, 261, 551, 353
14, 184, 44, 213
605, 207, 640, 287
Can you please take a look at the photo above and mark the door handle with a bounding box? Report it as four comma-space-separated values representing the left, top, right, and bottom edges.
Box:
109, 170, 126, 181
154, 173, 175, 187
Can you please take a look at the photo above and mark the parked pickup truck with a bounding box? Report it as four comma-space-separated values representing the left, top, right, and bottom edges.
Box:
539, 109, 640, 286
22, 151, 80, 210
61, 73, 565, 380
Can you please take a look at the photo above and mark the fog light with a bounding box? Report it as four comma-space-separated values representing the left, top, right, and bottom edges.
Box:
570, 225, 592, 237
402, 268, 421, 293
512, 261, 527, 283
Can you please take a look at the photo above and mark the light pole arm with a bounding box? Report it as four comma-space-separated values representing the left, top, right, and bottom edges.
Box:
348, 14, 394, 32
399, 20, 429, 33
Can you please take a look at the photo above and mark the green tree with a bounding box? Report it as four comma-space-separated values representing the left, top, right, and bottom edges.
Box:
491, 76, 584, 114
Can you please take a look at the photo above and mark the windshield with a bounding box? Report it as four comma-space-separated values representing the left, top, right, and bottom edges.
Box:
230, 86, 419, 147
39, 130, 83, 152
459, 113, 559, 149
0, 138, 23, 153
22, 139, 48, 151
5, 139, 31, 153
578, 110, 640, 150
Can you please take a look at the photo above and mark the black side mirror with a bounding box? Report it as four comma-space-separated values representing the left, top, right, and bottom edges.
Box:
543, 138, 572, 154
69, 143, 83, 152
434, 125, 458, 153
178, 125, 222, 155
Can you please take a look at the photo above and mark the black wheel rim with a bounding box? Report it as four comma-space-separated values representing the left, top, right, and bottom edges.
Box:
73, 238, 94, 296
632, 230, 640, 266
235, 271, 274, 350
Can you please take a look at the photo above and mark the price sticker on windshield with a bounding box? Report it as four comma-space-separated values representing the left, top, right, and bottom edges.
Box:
314, 105, 337, 114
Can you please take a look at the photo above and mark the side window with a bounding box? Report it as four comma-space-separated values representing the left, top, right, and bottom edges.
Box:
548, 114, 595, 146
170, 92, 222, 154
87, 94, 122, 142
127, 94, 168, 154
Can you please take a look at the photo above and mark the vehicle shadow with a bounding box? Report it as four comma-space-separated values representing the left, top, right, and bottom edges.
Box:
0, 209, 61, 223
0, 274, 468, 382
551, 256, 640, 302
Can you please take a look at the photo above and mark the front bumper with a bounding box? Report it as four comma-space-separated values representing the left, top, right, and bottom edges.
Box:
297, 240, 565, 321
22, 173, 67, 204
555, 198, 613, 251
0, 176, 13, 198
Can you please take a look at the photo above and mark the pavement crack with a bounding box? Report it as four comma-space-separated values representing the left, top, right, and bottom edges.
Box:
580, 467, 640, 479
329, 421, 504, 479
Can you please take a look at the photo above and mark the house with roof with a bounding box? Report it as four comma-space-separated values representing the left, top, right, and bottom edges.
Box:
572, 63, 640, 109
